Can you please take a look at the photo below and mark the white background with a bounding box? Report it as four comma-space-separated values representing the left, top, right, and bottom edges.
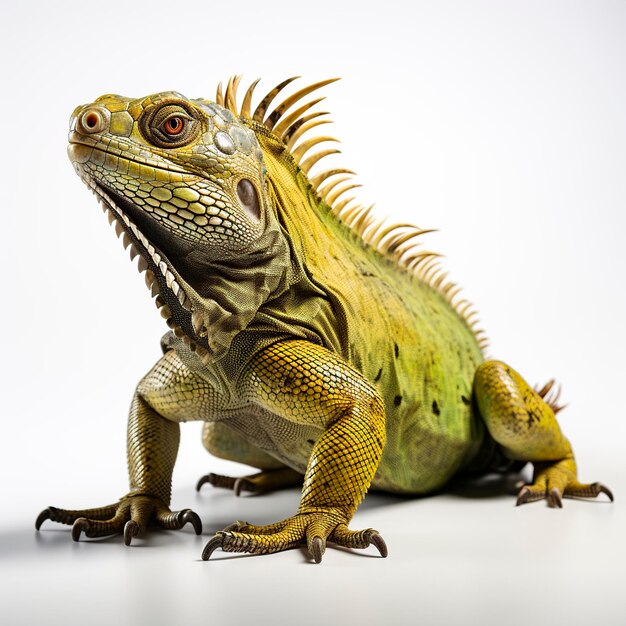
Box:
1, 1, 625, 625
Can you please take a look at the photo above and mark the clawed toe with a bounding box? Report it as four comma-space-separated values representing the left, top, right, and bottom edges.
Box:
366, 531, 388, 558
594, 483, 614, 502
36, 497, 202, 544
516, 484, 565, 508
328, 524, 388, 557
201, 534, 225, 560
35, 503, 118, 530
196, 473, 236, 492
35, 508, 52, 531
548, 488, 563, 508
195, 473, 265, 496
517, 478, 614, 507
565, 481, 614, 502
71, 518, 92, 541
202, 514, 388, 563
310, 536, 325, 564
177, 509, 203, 534
515, 485, 544, 506
124, 520, 140, 545
197, 468, 303, 496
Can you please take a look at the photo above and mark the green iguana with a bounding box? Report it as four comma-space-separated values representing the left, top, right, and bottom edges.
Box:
36, 76, 613, 563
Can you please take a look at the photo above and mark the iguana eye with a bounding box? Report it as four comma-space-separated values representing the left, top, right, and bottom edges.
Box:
139, 101, 201, 148
237, 179, 260, 220
163, 115, 185, 136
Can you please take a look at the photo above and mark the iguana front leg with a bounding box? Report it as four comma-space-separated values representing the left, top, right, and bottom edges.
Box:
36, 349, 225, 543
203, 340, 388, 563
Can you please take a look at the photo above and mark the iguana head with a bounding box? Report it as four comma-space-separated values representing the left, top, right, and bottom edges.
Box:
68, 91, 292, 358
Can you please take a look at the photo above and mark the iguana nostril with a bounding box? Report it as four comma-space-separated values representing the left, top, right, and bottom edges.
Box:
77, 107, 109, 134
85, 112, 99, 128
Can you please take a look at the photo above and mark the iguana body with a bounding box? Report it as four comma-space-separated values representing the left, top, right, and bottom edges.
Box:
37, 77, 612, 561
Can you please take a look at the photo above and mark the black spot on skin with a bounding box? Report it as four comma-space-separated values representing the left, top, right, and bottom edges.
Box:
432, 400, 440, 416
283, 374, 295, 387
394, 395, 402, 406
374, 368, 382, 382
461, 395, 470, 405
394, 343, 399, 358
307, 439, 314, 445
527, 409, 541, 426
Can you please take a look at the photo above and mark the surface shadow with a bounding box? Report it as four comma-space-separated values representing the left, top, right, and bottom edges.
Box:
197, 468, 532, 523
445, 470, 529, 499
359, 467, 530, 510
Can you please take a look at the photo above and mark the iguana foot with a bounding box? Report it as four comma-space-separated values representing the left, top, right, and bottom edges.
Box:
36, 496, 202, 544
196, 467, 303, 496
202, 510, 387, 563
515, 460, 614, 507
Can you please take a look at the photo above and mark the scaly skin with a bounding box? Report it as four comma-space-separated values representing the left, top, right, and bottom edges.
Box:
36, 78, 613, 562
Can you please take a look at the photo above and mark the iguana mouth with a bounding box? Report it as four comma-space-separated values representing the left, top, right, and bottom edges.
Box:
82, 177, 208, 351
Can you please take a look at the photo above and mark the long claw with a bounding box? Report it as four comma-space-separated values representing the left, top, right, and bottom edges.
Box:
516, 486, 531, 506
35, 508, 51, 530
196, 473, 236, 492
202, 534, 224, 561
310, 536, 325, 564
72, 518, 90, 542
368, 531, 388, 558
196, 475, 211, 492
548, 488, 563, 508
595, 483, 614, 502
124, 520, 139, 546
178, 509, 203, 535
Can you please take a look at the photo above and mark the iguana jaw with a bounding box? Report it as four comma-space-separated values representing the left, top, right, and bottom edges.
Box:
82, 176, 211, 354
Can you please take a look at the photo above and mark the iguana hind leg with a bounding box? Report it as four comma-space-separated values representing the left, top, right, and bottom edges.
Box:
196, 422, 303, 495
474, 360, 613, 506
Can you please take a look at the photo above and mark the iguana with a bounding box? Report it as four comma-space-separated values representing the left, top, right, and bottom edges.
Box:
36, 76, 613, 563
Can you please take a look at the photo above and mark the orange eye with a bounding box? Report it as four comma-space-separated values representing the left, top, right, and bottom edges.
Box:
163, 116, 185, 135
139, 102, 200, 147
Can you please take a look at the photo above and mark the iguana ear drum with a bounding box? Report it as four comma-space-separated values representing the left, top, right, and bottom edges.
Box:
236, 179, 260, 221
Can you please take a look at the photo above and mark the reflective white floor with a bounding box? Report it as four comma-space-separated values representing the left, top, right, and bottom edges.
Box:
2, 446, 623, 626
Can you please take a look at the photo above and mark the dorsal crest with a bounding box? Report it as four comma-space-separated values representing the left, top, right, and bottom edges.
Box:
214, 75, 488, 352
